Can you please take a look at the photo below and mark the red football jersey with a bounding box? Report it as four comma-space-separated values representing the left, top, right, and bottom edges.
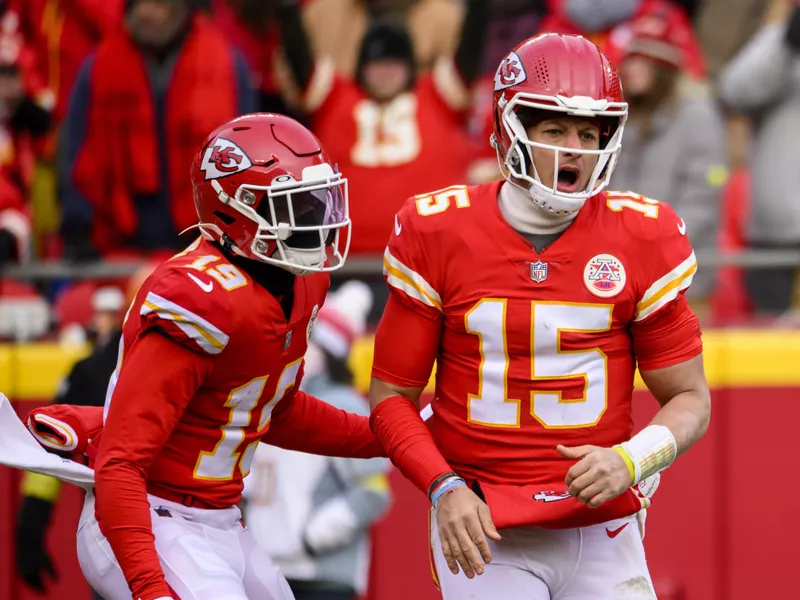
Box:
106, 237, 328, 507
307, 61, 478, 255
377, 181, 700, 487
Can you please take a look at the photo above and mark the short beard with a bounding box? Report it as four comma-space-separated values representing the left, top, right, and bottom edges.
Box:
127, 7, 189, 52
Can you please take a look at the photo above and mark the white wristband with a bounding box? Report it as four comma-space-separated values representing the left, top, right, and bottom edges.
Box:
619, 425, 677, 485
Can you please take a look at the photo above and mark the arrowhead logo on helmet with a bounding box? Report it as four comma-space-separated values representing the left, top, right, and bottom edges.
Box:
200, 137, 253, 180
494, 51, 527, 91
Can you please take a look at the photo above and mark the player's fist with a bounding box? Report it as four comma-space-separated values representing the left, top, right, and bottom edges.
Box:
435, 486, 501, 579
557, 444, 633, 509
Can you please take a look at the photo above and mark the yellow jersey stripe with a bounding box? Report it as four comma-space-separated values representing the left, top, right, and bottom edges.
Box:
383, 249, 442, 307
634, 265, 696, 321
141, 292, 229, 354
637, 261, 697, 314
639, 251, 697, 306
383, 259, 442, 309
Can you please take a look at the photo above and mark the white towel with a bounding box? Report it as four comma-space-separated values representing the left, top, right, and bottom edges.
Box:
0, 393, 94, 489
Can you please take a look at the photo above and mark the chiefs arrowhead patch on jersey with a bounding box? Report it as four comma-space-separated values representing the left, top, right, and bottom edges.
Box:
494, 51, 527, 91
200, 137, 253, 180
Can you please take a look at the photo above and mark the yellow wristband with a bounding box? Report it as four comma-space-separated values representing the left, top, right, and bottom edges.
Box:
613, 445, 636, 484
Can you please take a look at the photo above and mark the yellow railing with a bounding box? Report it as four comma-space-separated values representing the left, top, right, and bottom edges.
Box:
3, 328, 800, 401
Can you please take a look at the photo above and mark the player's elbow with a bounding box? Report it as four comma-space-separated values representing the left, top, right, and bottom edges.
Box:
368, 377, 393, 411
368, 376, 423, 411
94, 453, 147, 491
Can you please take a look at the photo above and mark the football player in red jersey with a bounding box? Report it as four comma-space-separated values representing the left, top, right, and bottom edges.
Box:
369, 34, 711, 599
76, 113, 387, 600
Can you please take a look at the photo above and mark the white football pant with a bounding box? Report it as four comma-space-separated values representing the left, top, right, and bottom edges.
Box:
431, 510, 656, 599
77, 491, 294, 600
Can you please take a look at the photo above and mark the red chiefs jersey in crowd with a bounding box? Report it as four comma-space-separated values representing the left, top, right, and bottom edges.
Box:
373, 181, 702, 527
306, 60, 478, 256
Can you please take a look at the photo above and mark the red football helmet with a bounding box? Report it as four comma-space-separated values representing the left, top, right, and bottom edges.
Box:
190, 113, 350, 273
491, 34, 628, 215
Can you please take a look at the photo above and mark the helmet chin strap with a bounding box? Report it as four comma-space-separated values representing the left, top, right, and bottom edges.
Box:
527, 182, 588, 216
278, 245, 327, 274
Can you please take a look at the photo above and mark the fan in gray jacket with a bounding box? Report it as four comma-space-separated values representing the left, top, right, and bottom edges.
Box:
718, 6, 800, 315
611, 12, 727, 310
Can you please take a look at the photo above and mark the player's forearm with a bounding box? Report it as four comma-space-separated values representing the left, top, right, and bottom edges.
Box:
621, 354, 711, 485
368, 295, 452, 499
95, 459, 171, 600
263, 390, 386, 459
640, 353, 711, 457
369, 388, 453, 498
648, 389, 711, 458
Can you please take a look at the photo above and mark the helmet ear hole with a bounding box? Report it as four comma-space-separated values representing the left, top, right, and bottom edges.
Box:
510, 141, 534, 180
598, 116, 618, 149
214, 210, 236, 225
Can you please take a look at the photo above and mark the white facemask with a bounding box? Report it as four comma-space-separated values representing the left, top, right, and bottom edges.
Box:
496, 93, 628, 216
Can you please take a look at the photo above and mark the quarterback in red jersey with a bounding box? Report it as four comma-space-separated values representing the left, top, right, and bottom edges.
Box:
369, 34, 711, 599
77, 113, 386, 600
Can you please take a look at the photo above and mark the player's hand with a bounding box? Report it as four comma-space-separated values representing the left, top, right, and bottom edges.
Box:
435, 485, 501, 579
557, 444, 633, 508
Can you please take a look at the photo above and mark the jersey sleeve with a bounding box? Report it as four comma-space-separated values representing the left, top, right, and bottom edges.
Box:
374, 199, 444, 387
382, 199, 444, 320
633, 202, 698, 323
26, 404, 104, 457
138, 266, 237, 356
632, 202, 703, 370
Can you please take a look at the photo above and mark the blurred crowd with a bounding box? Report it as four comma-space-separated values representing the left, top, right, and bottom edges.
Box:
5, 1, 799, 597
0, 0, 799, 341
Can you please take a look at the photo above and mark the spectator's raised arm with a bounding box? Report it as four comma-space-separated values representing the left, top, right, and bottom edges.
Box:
719, 21, 796, 111
276, 0, 315, 93
453, 0, 489, 86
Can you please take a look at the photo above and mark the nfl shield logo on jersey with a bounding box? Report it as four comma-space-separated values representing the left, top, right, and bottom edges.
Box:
530, 261, 548, 283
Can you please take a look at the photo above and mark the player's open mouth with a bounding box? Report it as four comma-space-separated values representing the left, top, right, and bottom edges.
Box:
556, 166, 581, 193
